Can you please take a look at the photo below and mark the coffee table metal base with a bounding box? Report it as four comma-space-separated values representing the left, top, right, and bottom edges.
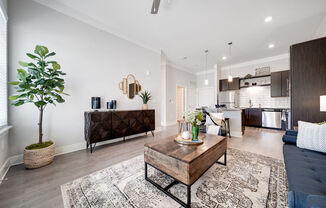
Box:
145, 152, 227, 208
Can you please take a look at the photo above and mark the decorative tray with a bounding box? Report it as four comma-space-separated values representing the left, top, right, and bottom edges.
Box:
174, 135, 204, 145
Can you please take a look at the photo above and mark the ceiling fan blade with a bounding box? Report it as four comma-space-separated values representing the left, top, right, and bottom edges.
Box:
151, 0, 161, 14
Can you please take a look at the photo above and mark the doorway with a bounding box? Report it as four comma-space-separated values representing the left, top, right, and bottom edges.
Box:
176, 86, 186, 120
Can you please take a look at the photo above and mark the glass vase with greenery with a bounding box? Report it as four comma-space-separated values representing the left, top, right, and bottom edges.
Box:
9, 45, 68, 149
184, 110, 204, 140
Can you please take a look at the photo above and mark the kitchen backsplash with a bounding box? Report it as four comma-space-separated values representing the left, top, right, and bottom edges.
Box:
239, 86, 290, 108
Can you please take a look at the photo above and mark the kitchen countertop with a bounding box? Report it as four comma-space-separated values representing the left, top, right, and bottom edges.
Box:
239, 107, 290, 110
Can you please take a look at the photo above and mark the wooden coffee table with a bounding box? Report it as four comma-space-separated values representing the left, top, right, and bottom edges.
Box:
144, 134, 227, 208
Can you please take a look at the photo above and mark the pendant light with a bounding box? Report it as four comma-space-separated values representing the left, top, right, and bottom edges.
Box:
204, 50, 209, 85
228, 42, 233, 82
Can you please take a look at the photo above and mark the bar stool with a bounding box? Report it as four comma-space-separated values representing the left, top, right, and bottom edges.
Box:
223, 118, 231, 138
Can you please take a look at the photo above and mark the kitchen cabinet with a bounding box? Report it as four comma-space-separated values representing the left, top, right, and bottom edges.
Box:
219, 77, 240, 91
244, 108, 262, 126
281, 71, 289, 97
271, 70, 289, 97
219, 79, 229, 91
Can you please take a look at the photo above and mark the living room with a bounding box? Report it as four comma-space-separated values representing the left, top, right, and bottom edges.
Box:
1, 0, 326, 207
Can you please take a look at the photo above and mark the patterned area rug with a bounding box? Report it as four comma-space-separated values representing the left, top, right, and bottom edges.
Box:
61, 148, 288, 208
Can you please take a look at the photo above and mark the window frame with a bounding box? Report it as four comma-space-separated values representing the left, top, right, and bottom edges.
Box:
0, 1, 8, 129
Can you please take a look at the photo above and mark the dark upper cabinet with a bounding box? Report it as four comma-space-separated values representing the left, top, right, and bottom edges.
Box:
219, 79, 229, 91
244, 108, 262, 127
271, 72, 282, 97
281, 71, 289, 97
219, 77, 240, 91
271, 70, 289, 97
228, 77, 240, 90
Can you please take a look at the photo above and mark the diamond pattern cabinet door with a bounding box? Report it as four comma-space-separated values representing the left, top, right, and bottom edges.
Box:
85, 111, 112, 144
112, 111, 130, 138
129, 110, 144, 135
143, 110, 155, 132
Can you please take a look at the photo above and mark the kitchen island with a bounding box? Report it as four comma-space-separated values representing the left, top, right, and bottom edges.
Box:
221, 108, 244, 137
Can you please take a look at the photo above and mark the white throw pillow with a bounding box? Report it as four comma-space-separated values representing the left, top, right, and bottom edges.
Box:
207, 125, 220, 135
297, 121, 326, 153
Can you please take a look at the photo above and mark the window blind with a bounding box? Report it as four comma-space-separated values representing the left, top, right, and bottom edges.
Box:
0, 8, 7, 127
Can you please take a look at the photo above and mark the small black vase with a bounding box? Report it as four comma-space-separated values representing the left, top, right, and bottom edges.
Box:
91, 97, 101, 110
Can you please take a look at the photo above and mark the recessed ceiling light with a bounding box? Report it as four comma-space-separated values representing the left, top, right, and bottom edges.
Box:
183, 57, 187, 60
268, 44, 275, 48
265, 16, 273, 22
222, 56, 227, 60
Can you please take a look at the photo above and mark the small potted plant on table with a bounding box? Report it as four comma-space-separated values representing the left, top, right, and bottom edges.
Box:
139, 91, 151, 110
184, 110, 204, 141
9, 45, 68, 169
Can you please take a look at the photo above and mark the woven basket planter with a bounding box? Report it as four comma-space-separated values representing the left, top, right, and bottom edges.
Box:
24, 143, 55, 169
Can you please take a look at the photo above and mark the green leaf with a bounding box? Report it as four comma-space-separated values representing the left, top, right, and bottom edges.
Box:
26, 53, 39, 60
18, 61, 28, 67
8, 81, 20, 85
52, 63, 61, 70
34, 45, 48, 57
34, 101, 47, 107
9, 95, 19, 100
12, 100, 25, 106
17, 69, 28, 81
44, 52, 56, 59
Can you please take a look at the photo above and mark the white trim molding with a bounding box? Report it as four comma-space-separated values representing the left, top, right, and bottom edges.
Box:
166, 61, 197, 75
196, 68, 216, 76
221, 53, 289, 70
0, 125, 11, 137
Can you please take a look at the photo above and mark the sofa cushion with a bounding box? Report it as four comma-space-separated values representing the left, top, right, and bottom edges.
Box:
283, 144, 326, 196
306, 195, 326, 208
286, 130, 298, 137
282, 134, 297, 145
297, 121, 326, 153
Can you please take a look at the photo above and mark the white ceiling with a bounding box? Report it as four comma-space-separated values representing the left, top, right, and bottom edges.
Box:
34, 0, 326, 73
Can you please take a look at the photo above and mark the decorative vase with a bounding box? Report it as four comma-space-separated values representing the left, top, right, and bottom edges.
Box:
142, 103, 148, 110
192, 125, 199, 141
23, 143, 55, 169
181, 131, 190, 140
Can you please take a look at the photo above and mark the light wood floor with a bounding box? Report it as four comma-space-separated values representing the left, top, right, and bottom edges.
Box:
0, 126, 284, 208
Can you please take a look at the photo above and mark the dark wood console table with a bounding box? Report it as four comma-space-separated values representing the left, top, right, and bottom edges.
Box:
84, 109, 155, 153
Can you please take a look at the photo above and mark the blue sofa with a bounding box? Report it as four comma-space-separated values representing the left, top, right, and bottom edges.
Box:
283, 130, 326, 208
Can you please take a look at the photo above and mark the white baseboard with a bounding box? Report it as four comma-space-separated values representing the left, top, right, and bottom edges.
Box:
230, 131, 243, 138
0, 127, 163, 182
0, 158, 10, 183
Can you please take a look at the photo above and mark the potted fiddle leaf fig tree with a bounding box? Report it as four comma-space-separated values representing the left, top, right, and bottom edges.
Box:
139, 91, 152, 110
9, 45, 68, 169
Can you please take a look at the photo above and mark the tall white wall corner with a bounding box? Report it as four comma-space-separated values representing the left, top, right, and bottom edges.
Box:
161, 50, 167, 125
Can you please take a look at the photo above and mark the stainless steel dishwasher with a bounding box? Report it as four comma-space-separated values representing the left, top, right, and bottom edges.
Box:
262, 109, 282, 129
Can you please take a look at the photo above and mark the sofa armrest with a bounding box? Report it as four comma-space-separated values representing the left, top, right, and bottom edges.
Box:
282, 135, 297, 145
306, 195, 326, 208
286, 130, 298, 137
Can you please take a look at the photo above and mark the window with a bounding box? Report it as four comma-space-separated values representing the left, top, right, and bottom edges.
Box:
0, 3, 7, 128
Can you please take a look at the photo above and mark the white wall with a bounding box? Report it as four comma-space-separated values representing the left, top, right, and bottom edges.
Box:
8, 0, 161, 157
196, 70, 217, 108
220, 54, 290, 108
165, 64, 196, 124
